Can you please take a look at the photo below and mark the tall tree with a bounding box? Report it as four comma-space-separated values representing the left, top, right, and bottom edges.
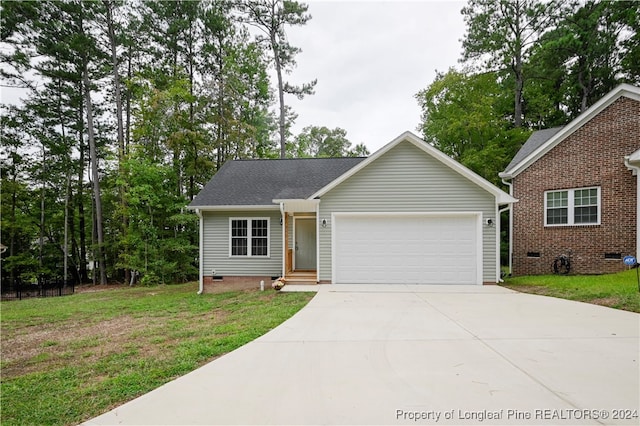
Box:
241, 0, 316, 158
0, 0, 308, 287
528, 0, 637, 119
200, 1, 274, 170
77, 1, 108, 285
102, 0, 130, 283
461, 0, 558, 127
1, 0, 103, 284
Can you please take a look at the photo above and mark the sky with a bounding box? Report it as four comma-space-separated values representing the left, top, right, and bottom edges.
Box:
285, 0, 467, 153
0, 1, 468, 155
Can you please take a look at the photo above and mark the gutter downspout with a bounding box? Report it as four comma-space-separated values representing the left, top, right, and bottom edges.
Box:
501, 178, 514, 276
196, 209, 204, 295
316, 200, 320, 284
624, 157, 640, 258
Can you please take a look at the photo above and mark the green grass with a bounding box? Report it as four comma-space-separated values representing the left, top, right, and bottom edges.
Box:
502, 269, 640, 313
0, 283, 314, 426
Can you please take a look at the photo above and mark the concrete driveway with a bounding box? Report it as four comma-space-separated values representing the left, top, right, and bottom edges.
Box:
84, 285, 639, 425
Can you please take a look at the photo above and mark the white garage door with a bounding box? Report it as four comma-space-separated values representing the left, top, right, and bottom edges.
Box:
333, 214, 480, 285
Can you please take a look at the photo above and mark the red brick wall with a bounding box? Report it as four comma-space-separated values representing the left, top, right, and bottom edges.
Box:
512, 97, 639, 275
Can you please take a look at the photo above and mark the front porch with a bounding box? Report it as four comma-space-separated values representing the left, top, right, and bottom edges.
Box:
278, 199, 320, 285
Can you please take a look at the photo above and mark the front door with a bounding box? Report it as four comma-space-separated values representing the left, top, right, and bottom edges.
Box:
294, 218, 316, 270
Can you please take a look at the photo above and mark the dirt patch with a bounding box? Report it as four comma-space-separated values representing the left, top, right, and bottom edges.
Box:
501, 285, 553, 296
75, 283, 132, 294
204, 281, 268, 294
0, 316, 150, 379
590, 297, 622, 308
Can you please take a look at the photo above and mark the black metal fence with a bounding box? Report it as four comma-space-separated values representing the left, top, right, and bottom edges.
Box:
1, 278, 75, 301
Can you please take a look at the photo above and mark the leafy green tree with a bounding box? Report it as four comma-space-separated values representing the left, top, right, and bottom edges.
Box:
0, 0, 313, 287
527, 0, 637, 119
617, 2, 640, 84
200, 1, 275, 168
1, 106, 40, 285
291, 126, 369, 157
1, 0, 107, 284
461, 0, 559, 127
241, 0, 317, 158
416, 69, 529, 185
117, 152, 197, 285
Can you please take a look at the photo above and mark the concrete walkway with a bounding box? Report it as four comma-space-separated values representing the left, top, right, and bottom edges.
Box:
84, 285, 639, 425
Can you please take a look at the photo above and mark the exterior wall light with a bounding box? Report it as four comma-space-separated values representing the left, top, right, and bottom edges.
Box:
322, 219, 327, 228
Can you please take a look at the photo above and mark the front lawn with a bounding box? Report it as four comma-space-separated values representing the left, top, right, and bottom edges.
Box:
502, 269, 640, 313
0, 283, 314, 426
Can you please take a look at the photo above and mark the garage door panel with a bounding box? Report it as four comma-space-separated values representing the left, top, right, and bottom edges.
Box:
334, 215, 479, 285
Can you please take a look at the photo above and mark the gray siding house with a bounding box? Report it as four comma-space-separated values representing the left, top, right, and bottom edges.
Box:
188, 132, 516, 292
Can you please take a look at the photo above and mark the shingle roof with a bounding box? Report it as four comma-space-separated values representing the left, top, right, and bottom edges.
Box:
503, 126, 564, 174
189, 157, 366, 207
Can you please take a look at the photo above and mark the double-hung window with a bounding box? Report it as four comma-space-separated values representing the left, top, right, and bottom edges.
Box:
230, 218, 270, 257
544, 187, 600, 226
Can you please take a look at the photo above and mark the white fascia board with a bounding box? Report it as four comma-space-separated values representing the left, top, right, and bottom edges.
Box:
310, 131, 517, 205
627, 148, 640, 164
273, 199, 320, 213
504, 84, 640, 179
188, 205, 280, 211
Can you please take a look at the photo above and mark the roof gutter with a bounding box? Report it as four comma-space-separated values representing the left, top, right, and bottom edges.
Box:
501, 178, 514, 277
186, 204, 280, 211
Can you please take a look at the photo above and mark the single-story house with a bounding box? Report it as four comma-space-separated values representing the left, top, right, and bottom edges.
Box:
499, 83, 640, 275
188, 131, 516, 292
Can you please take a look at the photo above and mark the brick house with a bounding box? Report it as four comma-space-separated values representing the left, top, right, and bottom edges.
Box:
499, 84, 640, 275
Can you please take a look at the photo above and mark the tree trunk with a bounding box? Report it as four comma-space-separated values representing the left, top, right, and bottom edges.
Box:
104, 0, 129, 284
272, 33, 287, 158
9, 171, 17, 285
39, 145, 46, 274
513, 5, 524, 129
125, 43, 132, 152
77, 98, 88, 283
216, 32, 226, 168
577, 65, 590, 113
514, 66, 524, 128
64, 171, 70, 285
83, 63, 107, 285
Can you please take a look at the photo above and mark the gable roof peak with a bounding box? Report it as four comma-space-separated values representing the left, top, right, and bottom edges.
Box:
310, 131, 516, 204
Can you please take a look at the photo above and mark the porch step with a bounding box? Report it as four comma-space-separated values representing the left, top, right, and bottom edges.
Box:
284, 279, 318, 285
284, 272, 317, 285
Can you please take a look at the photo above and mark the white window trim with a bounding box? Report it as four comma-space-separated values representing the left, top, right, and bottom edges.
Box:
544, 187, 601, 227
229, 217, 271, 257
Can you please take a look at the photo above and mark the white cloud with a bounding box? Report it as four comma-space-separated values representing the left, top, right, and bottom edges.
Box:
286, 0, 466, 152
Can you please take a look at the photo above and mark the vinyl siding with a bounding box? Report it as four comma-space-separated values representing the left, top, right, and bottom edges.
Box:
202, 210, 283, 277
318, 141, 497, 282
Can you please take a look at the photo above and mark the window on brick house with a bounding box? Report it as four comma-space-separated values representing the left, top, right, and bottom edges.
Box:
544, 187, 600, 226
